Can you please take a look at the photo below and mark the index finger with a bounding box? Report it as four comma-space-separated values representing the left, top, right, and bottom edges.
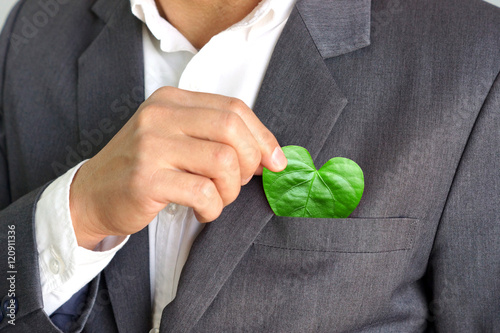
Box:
224, 98, 288, 173
159, 88, 288, 173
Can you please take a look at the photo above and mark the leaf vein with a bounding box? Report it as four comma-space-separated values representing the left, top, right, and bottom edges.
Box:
316, 173, 336, 213
329, 172, 356, 193
302, 173, 317, 217
268, 169, 313, 189
288, 205, 307, 215
277, 179, 312, 201
290, 159, 315, 170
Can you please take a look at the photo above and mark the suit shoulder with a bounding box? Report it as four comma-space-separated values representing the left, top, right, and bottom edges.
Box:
5, 0, 104, 63
9, 0, 100, 42
372, 0, 500, 70
13, 0, 95, 21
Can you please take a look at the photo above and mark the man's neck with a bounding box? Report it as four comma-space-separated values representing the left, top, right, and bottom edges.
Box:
156, 0, 262, 49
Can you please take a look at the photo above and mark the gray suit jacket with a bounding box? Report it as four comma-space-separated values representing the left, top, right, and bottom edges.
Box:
1, 0, 500, 332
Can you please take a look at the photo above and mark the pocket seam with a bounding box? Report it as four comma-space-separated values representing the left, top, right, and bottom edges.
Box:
254, 242, 411, 254
254, 217, 420, 253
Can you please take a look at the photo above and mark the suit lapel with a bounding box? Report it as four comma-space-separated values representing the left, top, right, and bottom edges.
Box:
161, 1, 371, 331
103, 228, 151, 333
77, 0, 145, 155
78, 0, 151, 331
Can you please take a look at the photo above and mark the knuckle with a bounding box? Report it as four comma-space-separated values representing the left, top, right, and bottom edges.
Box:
192, 178, 216, 207
135, 105, 176, 140
213, 145, 238, 171
226, 97, 248, 116
148, 87, 181, 109
154, 86, 176, 98
220, 111, 242, 137
136, 104, 162, 129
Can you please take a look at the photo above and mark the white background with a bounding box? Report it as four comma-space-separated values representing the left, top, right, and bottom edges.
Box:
1, 0, 18, 29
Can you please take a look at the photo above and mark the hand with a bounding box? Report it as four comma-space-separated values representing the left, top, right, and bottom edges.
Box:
69, 87, 287, 249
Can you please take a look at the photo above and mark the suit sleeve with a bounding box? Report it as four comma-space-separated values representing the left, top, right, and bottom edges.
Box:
427, 70, 500, 331
0, 0, 20, 208
0, 4, 100, 332
35, 161, 129, 318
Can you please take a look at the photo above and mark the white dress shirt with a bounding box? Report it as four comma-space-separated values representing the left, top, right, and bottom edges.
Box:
35, 0, 297, 329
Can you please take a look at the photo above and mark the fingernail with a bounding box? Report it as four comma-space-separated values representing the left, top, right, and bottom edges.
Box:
242, 175, 253, 185
272, 146, 287, 170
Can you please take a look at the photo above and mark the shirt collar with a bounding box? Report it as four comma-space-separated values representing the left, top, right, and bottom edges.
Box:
130, 0, 197, 53
130, 0, 296, 54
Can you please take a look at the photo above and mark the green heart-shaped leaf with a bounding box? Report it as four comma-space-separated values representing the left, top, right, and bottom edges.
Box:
262, 145, 364, 218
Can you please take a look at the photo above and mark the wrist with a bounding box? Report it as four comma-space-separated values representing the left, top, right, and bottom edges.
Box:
69, 162, 109, 250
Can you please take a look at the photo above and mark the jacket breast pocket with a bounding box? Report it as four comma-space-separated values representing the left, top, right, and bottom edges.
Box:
254, 216, 420, 253
197, 217, 425, 332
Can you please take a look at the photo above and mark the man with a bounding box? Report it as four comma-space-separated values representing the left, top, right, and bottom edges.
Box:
1, 0, 499, 331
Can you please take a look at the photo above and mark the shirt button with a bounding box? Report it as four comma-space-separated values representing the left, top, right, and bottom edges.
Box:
165, 203, 178, 215
49, 258, 60, 274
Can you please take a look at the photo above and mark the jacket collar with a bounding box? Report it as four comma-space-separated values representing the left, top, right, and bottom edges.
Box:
297, 0, 371, 58
91, 0, 122, 24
